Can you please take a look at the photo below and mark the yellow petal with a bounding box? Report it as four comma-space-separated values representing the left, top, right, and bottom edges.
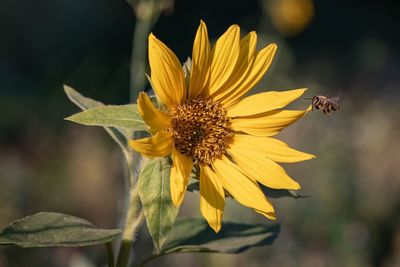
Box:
138, 92, 171, 132
148, 33, 186, 109
227, 88, 307, 117
231, 107, 311, 137
207, 25, 240, 96
129, 131, 173, 158
255, 209, 276, 220
232, 134, 315, 163
221, 43, 278, 107
170, 147, 193, 206
212, 156, 275, 219
189, 20, 211, 98
228, 143, 300, 190
211, 32, 257, 101
200, 166, 225, 233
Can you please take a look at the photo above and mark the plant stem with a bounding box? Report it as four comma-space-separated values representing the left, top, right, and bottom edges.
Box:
115, 1, 162, 266
116, 182, 145, 267
129, 0, 162, 102
106, 242, 116, 267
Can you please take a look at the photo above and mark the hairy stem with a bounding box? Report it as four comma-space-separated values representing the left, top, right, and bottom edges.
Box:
116, 182, 146, 267
116, 1, 162, 266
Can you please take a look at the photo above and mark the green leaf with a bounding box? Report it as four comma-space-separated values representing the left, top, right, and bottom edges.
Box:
64, 85, 140, 176
64, 85, 132, 146
0, 212, 121, 248
139, 158, 179, 253
65, 104, 146, 130
64, 85, 104, 110
161, 218, 280, 254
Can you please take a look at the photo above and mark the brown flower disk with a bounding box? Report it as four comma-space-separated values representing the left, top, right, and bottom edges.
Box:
170, 98, 233, 165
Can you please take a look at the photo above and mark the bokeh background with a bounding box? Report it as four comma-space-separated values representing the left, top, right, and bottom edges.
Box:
1, 0, 400, 266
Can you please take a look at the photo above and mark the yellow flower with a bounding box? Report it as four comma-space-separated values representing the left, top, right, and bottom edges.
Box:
130, 21, 314, 232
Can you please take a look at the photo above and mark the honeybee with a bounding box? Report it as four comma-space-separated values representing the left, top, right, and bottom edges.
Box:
307, 95, 340, 114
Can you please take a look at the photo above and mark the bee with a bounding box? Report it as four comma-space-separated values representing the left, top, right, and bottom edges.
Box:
307, 95, 340, 114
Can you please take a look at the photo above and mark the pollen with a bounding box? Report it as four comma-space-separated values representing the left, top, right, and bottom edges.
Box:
170, 98, 233, 165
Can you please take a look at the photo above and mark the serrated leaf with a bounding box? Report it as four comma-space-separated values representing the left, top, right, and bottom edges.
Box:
0, 212, 121, 248
161, 218, 280, 254
65, 104, 145, 130
139, 158, 179, 253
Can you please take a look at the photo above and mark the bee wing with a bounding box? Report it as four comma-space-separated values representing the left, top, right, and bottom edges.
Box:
331, 96, 341, 111
334, 89, 344, 102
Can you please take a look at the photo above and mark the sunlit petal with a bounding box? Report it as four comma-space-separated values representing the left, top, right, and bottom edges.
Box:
227, 88, 307, 117
200, 166, 225, 233
189, 20, 212, 98
207, 25, 240, 96
129, 131, 173, 158
221, 43, 278, 107
137, 92, 171, 132
148, 33, 186, 108
231, 106, 311, 136
211, 32, 257, 101
255, 209, 276, 220
170, 147, 193, 206
232, 134, 315, 163
212, 156, 276, 219
228, 143, 300, 189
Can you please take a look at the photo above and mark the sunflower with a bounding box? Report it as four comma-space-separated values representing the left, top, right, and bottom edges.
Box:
129, 21, 314, 232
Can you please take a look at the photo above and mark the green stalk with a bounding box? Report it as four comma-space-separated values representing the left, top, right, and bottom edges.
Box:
115, 1, 162, 266
116, 181, 145, 267
106, 242, 116, 267
129, 0, 162, 102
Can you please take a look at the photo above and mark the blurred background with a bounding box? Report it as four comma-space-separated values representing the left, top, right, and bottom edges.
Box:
1, 0, 400, 266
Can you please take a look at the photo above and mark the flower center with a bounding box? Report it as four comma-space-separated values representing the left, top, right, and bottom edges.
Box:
170, 98, 233, 165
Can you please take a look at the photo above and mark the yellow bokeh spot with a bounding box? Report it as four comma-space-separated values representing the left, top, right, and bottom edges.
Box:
268, 0, 314, 37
